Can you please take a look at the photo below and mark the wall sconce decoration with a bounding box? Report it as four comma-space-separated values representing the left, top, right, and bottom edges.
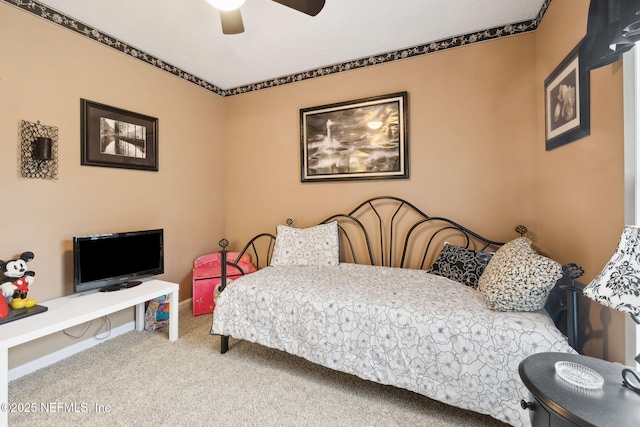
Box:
19, 120, 58, 180
33, 137, 53, 160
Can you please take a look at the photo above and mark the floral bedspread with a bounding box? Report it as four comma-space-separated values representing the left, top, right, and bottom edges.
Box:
211, 263, 575, 426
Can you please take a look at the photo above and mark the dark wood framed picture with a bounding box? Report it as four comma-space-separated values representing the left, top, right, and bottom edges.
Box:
300, 92, 408, 182
545, 42, 590, 151
81, 99, 158, 171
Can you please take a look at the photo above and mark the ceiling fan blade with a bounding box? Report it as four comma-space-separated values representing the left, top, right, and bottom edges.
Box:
220, 9, 244, 34
272, 0, 325, 16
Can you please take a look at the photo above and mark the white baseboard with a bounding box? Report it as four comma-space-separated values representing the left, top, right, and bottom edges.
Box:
8, 320, 136, 381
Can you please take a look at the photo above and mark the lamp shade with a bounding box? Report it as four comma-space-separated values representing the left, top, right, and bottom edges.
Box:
583, 226, 640, 317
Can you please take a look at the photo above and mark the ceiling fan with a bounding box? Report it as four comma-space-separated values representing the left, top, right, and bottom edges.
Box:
208, 0, 326, 34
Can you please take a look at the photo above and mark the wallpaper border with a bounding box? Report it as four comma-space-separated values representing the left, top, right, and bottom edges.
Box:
3, 0, 551, 97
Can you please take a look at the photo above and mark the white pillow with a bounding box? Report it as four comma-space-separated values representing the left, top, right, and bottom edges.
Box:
270, 221, 339, 266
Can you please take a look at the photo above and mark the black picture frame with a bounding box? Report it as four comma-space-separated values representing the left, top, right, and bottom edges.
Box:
300, 92, 408, 182
81, 99, 158, 171
545, 42, 590, 151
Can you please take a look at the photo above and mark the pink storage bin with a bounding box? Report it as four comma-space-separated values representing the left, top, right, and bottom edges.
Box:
192, 252, 256, 316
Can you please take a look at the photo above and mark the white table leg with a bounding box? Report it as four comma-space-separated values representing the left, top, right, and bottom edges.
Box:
169, 289, 178, 342
1, 347, 8, 427
135, 302, 145, 331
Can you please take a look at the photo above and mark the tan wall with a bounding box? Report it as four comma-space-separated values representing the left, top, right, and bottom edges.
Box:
1, 4, 226, 368
1, 0, 630, 369
224, 34, 540, 248
535, 1, 626, 362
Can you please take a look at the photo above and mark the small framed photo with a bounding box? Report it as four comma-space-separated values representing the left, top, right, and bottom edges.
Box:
545, 42, 590, 151
300, 92, 408, 182
81, 99, 158, 171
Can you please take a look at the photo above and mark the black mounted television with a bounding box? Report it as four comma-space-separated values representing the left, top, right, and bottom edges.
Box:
581, 0, 640, 70
73, 229, 164, 293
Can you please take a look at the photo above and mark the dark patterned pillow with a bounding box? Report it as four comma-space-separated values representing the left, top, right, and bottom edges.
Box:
426, 243, 494, 289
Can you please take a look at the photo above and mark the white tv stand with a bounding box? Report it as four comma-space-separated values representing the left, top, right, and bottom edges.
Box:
0, 279, 179, 427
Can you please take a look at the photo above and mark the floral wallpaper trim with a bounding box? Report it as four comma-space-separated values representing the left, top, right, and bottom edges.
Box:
4, 0, 551, 97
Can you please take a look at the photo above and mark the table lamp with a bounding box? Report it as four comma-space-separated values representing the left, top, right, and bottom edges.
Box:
583, 225, 640, 393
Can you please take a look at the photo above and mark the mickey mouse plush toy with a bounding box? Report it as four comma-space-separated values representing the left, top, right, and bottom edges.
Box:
0, 251, 37, 319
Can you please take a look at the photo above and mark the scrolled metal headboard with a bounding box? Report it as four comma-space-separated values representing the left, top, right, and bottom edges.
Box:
221, 196, 520, 273
320, 196, 506, 269
221, 196, 512, 273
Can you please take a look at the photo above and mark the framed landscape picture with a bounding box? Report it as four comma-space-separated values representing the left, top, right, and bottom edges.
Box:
81, 99, 158, 171
544, 42, 590, 151
300, 92, 408, 182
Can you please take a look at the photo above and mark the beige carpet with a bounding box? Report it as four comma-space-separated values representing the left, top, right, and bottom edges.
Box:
8, 303, 507, 426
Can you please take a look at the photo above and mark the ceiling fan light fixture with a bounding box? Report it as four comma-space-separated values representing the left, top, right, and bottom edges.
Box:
207, 0, 246, 11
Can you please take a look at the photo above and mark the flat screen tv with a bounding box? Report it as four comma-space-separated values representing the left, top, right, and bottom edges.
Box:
581, 0, 640, 70
73, 228, 164, 293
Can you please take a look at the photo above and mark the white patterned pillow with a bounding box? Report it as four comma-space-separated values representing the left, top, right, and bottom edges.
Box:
270, 221, 339, 266
478, 237, 562, 311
